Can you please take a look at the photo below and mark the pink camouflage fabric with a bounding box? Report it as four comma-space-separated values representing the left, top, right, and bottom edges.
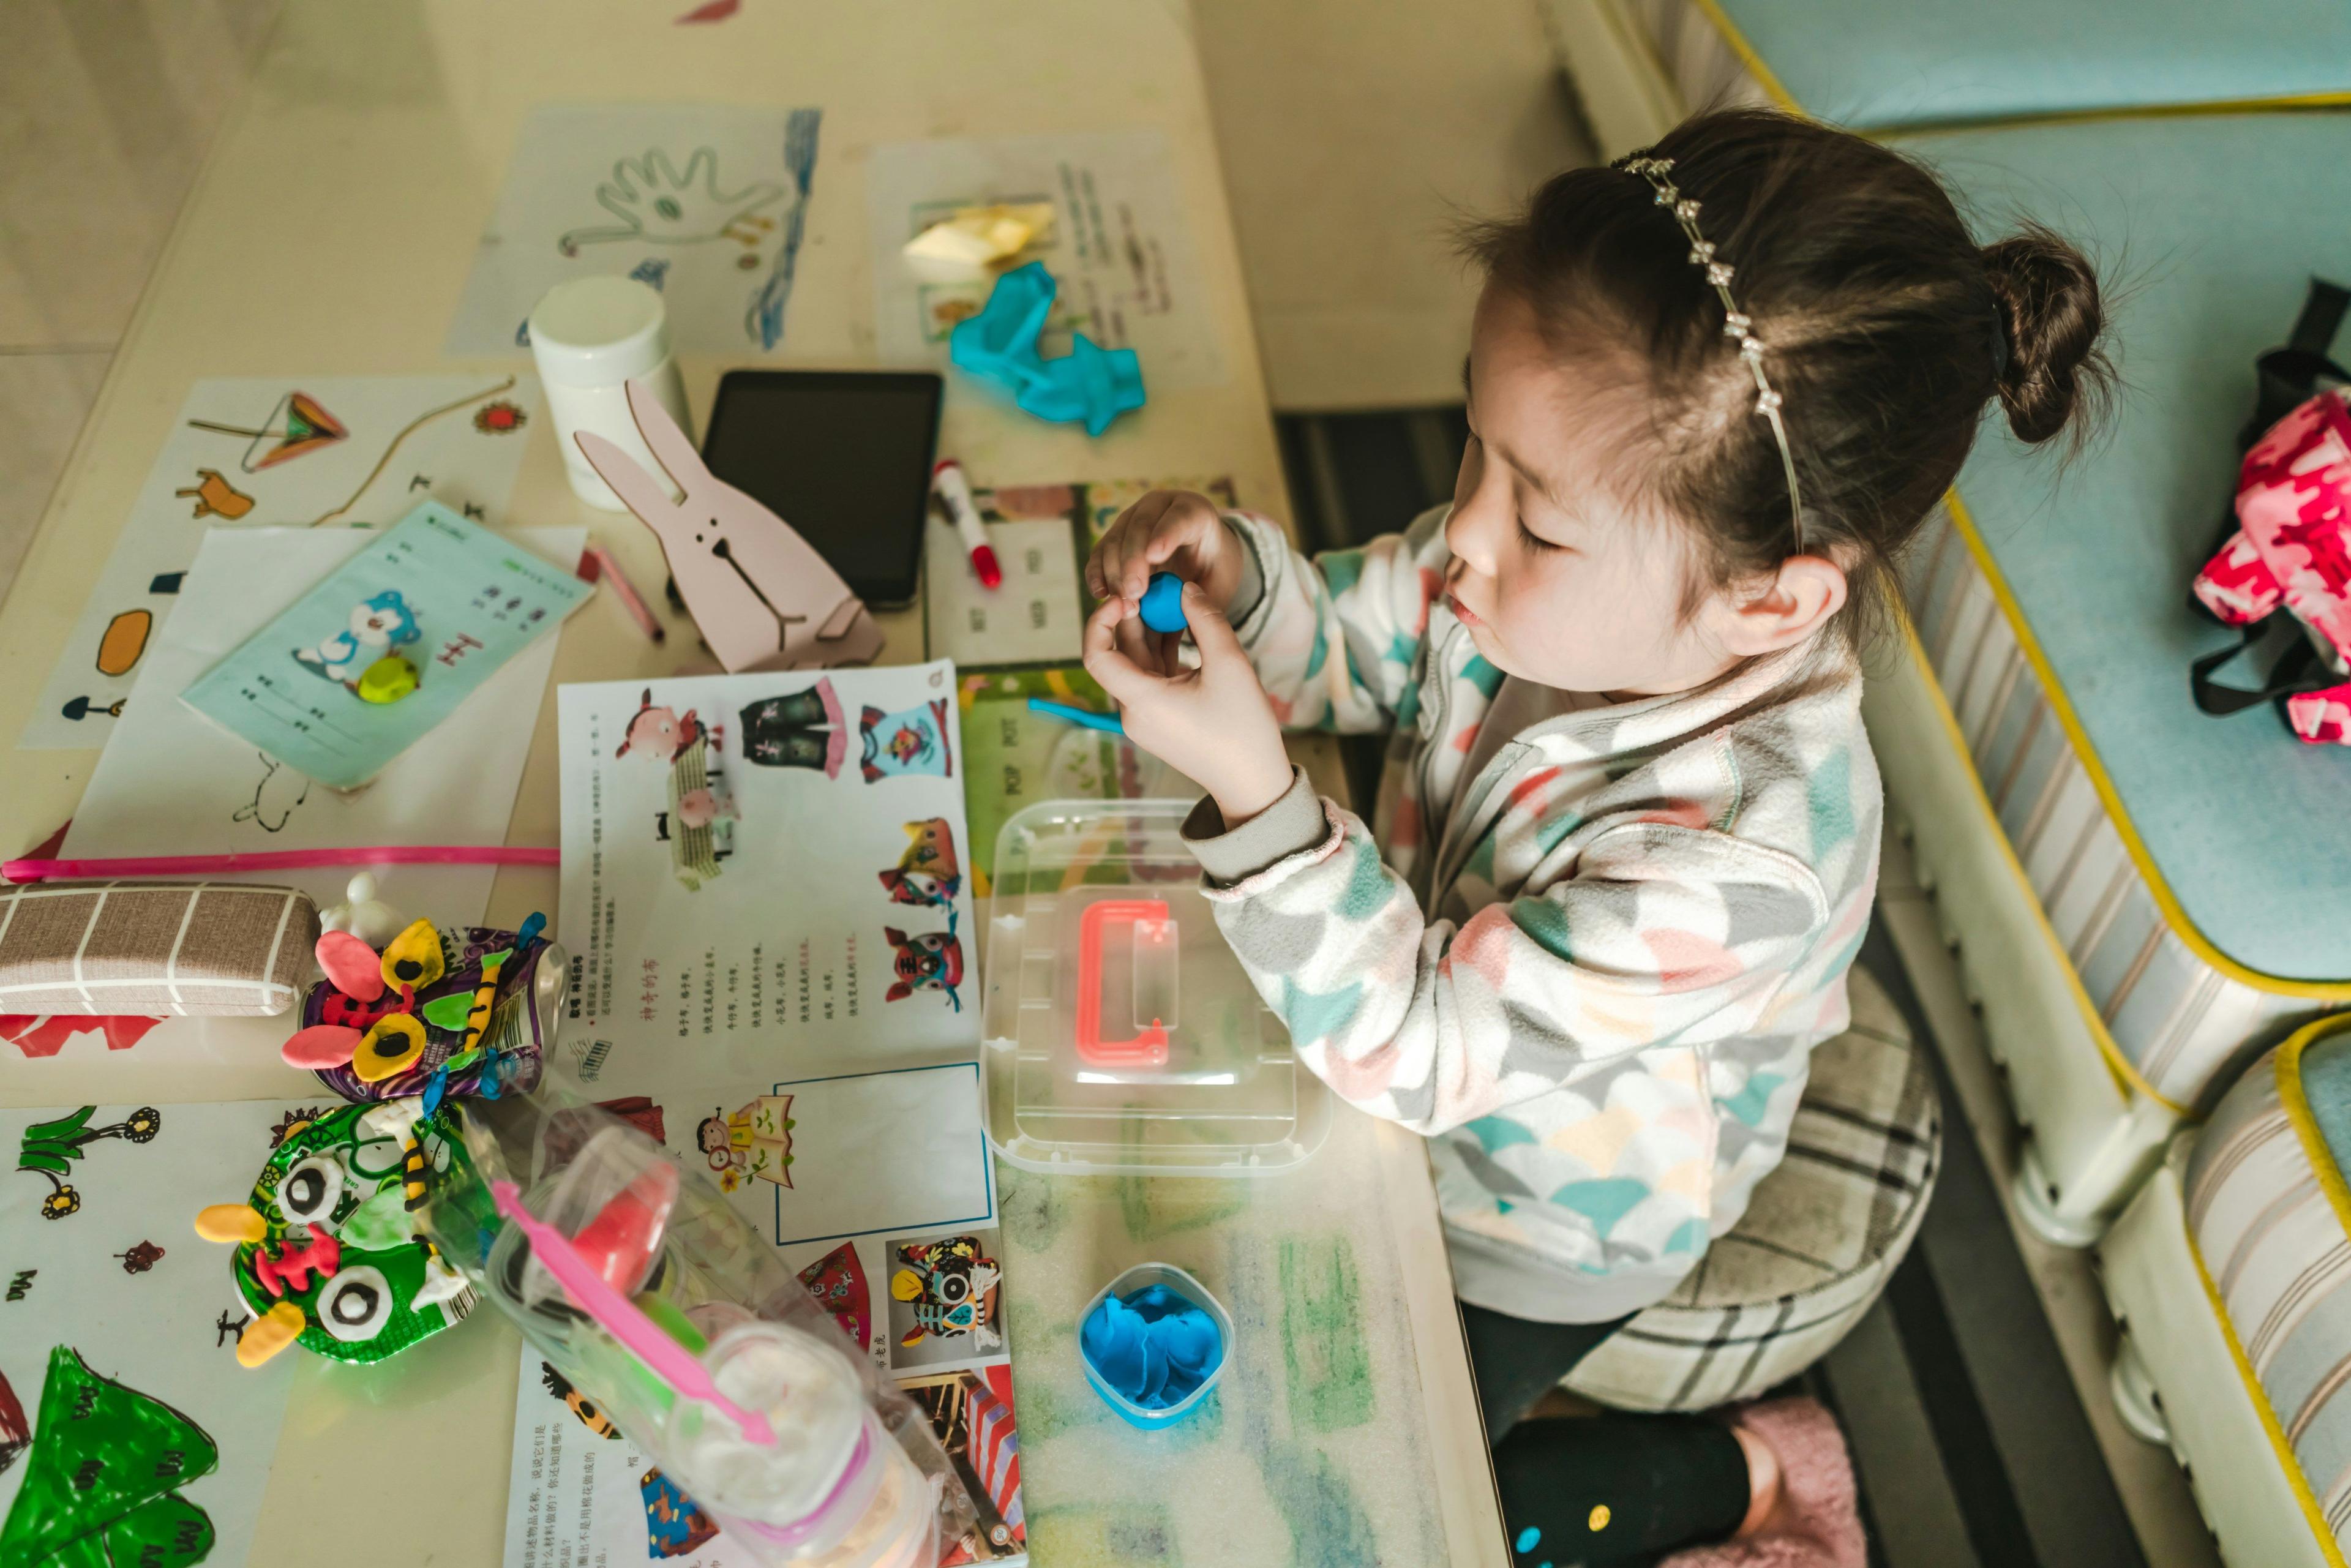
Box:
1189, 505, 1883, 1323
2194, 388, 2351, 743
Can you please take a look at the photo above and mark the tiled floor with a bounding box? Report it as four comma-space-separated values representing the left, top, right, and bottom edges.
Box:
0, 0, 279, 609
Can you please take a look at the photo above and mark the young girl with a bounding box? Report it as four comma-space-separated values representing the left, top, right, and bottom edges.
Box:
1084, 109, 2109, 1567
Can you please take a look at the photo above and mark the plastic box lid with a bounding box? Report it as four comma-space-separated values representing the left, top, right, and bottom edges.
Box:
982, 800, 1330, 1176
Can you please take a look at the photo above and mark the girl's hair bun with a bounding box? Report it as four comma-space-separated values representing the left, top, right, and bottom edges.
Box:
1982, 223, 2113, 446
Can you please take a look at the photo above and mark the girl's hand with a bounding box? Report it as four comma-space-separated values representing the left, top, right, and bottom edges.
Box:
1086, 490, 1244, 611
1084, 584, 1293, 826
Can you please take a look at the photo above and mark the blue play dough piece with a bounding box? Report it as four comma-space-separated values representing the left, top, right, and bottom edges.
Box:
1081, 1282, 1225, 1413
1138, 572, 1188, 634
949, 261, 1147, 437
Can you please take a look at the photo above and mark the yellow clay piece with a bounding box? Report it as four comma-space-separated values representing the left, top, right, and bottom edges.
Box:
356, 655, 419, 704
238, 1300, 309, 1368
379, 919, 444, 989
195, 1202, 267, 1244
353, 1013, 428, 1082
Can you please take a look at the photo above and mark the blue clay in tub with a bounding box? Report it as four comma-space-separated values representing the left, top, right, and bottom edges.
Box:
1079, 1265, 1231, 1427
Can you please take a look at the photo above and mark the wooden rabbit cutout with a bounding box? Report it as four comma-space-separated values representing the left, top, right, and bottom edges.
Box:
574, 381, 885, 672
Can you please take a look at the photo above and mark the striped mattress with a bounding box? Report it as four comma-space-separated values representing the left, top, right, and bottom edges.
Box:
1901, 505, 2341, 1121
2183, 1015, 2351, 1555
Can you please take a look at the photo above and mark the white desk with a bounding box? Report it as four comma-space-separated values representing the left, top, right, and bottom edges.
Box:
0, 3, 1504, 1562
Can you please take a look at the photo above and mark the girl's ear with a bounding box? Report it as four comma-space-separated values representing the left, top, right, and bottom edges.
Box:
1708, 555, 1848, 658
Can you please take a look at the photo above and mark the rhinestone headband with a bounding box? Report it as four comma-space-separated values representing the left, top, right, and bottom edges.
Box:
1614, 151, 1806, 552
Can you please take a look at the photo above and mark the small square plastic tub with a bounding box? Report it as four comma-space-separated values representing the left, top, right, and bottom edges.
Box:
1078, 1262, 1234, 1430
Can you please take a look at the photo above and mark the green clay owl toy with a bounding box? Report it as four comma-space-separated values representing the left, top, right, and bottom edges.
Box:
195, 1097, 476, 1367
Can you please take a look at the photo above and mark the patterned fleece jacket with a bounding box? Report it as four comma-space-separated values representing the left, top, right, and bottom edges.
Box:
1182, 505, 1883, 1322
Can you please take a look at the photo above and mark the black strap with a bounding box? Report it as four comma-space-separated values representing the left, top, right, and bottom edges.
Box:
2189, 621, 2328, 716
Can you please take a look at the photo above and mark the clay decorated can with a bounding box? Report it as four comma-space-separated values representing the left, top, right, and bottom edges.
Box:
198, 1098, 478, 1367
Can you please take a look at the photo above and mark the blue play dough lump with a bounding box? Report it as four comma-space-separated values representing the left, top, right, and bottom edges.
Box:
1080, 1281, 1223, 1411
1138, 572, 1189, 634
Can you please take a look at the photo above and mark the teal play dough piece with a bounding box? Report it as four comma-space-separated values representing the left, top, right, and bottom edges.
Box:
1138, 572, 1188, 634
948, 261, 1147, 437
1080, 1281, 1225, 1412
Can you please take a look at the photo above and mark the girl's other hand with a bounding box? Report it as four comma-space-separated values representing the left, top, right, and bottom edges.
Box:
1083, 583, 1293, 827
1086, 489, 1243, 611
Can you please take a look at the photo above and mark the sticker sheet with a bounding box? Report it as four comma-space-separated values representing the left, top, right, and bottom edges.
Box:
866, 132, 1226, 393
177, 504, 587, 790
23, 374, 538, 751
446, 105, 823, 356
500, 1076, 1027, 1567
0, 1098, 318, 1568
555, 662, 979, 1087
60, 527, 583, 928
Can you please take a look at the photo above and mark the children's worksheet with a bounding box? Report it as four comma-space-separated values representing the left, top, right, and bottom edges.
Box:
555, 662, 980, 1088
866, 131, 1226, 392
499, 1074, 1027, 1567
0, 1098, 317, 1568
61, 525, 584, 927
447, 105, 824, 355
23, 374, 538, 751
178, 505, 588, 790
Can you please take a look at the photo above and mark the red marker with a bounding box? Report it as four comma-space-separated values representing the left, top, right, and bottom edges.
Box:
932, 458, 1002, 589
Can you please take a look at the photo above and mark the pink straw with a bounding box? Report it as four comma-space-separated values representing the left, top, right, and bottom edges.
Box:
2, 846, 559, 884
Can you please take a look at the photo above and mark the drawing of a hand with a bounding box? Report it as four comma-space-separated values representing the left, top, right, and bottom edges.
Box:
558, 147, 783, 255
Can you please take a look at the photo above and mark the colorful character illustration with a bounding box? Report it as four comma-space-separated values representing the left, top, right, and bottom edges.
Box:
740, 679, 847, 776
615, 690, 703, 763
188, 388, 349, 471
294, 589, 421, 689
0, 1345, 217, 1566
900, 1366, 1026, 1562
233, 753, 310, 833
196, 1097, 476, 1368
617, 692, 738, 888
884, 926, 964, 1010
797, 1242, 872, 1350
176, 468, 255, 520
287, 915, 552, 1104
539, 1364, 621, 1440
0, 1015, 162, 1060
557, 146, 783, 257
115, 1241, 165, 1275
15, 1105, 160, 1221
861, 699, 954, 782
890, 1235, 1003, 1354
878, 818, 961, 909
696, 1095, 795, 1193
638, 1466, 721, 1558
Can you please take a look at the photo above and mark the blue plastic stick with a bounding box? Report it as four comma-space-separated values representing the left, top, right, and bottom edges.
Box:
1137, 572, 1188, 634
1027, 697, 1124, 735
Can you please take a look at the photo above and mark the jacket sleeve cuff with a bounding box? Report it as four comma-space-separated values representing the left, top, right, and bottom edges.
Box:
1223, 513, 1281, 645
1180, 767, 1333, 887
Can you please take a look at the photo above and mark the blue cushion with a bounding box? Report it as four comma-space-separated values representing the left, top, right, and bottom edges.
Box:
1903, 112, 2351, 981
1712, 0, 2351, 129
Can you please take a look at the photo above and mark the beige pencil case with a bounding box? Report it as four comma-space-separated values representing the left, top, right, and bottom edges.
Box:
0, 880, 317, 1016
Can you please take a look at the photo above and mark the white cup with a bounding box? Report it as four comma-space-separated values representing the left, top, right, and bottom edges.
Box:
528, 276, 692, 511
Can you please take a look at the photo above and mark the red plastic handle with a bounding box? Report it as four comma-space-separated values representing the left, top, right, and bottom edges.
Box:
1074, 899, 1172, 1069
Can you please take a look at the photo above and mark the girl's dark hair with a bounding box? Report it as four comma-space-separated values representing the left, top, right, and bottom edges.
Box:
1461, 108, 2113, 638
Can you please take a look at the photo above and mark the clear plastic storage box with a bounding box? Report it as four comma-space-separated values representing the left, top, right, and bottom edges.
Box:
982, 800, 1330, 1175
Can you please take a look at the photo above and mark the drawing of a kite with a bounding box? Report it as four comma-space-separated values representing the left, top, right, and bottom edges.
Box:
187, 391, 349, 472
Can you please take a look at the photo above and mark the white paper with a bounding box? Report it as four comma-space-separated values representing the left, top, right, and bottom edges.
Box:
447, 105, 823, 356
553, 662, 980, 1087
923, 516, 1085, 667
61, 527, 585, 926
866, 131, 1226, 392
24, 375, 539, 750
498, 1076, 1026, 1568
0, 1098, 316, 1567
